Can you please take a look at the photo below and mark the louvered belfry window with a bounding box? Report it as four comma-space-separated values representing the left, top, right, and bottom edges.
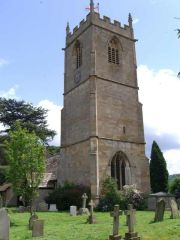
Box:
108, 38, 119, 65
74, 41, 82, 69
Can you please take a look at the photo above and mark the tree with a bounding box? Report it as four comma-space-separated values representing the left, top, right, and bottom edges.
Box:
6, 123, 45, 215
177, 29, 180, 38
150, 141, 169, 193
169, 177, 180, 199
0, 98, 56, 144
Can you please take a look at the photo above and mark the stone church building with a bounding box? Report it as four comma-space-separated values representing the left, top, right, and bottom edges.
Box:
58, 1, 150, 199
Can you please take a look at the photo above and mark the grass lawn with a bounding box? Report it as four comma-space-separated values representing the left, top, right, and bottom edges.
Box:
9, 210, 180, 240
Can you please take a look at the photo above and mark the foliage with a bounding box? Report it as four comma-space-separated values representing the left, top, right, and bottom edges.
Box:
169, 177, 180, 199
0, 97, 56, 144
46, 145, 60, 157
150, 141, 169, 193
6, 123, 45, 213
9, 211, 180, 240
121, 185, 147, 210
0, 169, 6, 185
45, 182, 91, 211
177, 29, 180, 38
97, 178, 147, 211
97, 177, 124, 211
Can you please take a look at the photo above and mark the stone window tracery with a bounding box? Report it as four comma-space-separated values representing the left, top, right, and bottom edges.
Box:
111, 151, 130, 190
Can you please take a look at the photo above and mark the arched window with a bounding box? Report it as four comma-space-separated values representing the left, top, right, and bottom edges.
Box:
111, 151, 129, 190
73, 41, 82, 69
108, 37, 119, 65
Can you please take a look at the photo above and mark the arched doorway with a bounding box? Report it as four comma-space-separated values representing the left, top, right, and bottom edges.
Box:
111, 151, 131, 190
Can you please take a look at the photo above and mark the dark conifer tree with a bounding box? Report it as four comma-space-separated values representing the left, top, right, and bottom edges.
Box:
150, 141, 169, 193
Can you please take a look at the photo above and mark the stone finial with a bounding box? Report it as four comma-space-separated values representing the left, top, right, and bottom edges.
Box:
66, 22, 70, 35
128, 13, 133, 28
90, 0, 95, 12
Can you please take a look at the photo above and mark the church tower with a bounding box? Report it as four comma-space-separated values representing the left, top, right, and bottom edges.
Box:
58, 2, 150, 198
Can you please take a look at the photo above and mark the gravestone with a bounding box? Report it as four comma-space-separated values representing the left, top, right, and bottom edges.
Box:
87, 199, 96, 224
49, 204, 57, 212
169, 199, 179, 219
70, 206, 77, 216
109, 205, 122, 240
82, 193, 88, 208
78, 193, 89, 215
32, 219, 44, 237
124, 204, 140, 240
29, 214, 38, 230
0, 208, 10, 240
154, 198, 165, 222
37, 202, 48, 212
17, 206, 26, 213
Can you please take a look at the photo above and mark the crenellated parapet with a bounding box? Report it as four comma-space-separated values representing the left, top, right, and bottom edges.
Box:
66, 12, 134, 46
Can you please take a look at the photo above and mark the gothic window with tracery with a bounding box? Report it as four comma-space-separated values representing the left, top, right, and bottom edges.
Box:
111, 151, 129, 190
108, 38, 119, 65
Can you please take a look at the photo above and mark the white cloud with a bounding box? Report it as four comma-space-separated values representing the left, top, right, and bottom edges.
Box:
38, 100, 62, 146
164, 149, 180, 175
0, 58, 9, 68
133, 18, 139, 25
138, 65, 180, 174
0, 85, 19, 99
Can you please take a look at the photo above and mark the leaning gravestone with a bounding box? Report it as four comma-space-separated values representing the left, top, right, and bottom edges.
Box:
70, 206, 77, 216
87, 200, 96, 224
154, 198, 165, 222
109, 205, 122, 240
32, 219, 44, 237
169, 199, 179, 219
124, 204, 140, 240
29, 214, 38, 230
0, 208, 10, 240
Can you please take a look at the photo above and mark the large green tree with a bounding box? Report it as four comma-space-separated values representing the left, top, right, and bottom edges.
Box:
169, 177, 180, 199
0, 98, 56, 144
177, 29, 180, 38
150, 141, 169, 193
6, 123, 45, 214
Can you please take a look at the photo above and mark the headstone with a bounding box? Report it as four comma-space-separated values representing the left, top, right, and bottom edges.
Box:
154, 198, 165, 222
32, 219, 44, 237
109, 205, 122, 240
78, 193, 89, 215
82, 193, 88, 208
49, 204, 58, 212
29, 214, 38, 230
0, 208, 10, 240
17, 206, 26, 213
87, 200, 96, 224
124, 204, 140, 240
37, 202, 48, 212
70, 206, 77, 216
169, 199, 179, 219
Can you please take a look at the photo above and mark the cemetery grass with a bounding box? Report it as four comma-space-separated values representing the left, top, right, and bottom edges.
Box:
9, 210, 180, 240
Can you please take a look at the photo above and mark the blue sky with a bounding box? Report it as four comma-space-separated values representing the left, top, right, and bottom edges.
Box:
0, 0, 180, 174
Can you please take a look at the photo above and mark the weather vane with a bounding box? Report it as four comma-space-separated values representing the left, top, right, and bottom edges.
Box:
85, 0, 99, 13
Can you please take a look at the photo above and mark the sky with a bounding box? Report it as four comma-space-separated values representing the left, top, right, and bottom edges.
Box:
0, 0, 180, 174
